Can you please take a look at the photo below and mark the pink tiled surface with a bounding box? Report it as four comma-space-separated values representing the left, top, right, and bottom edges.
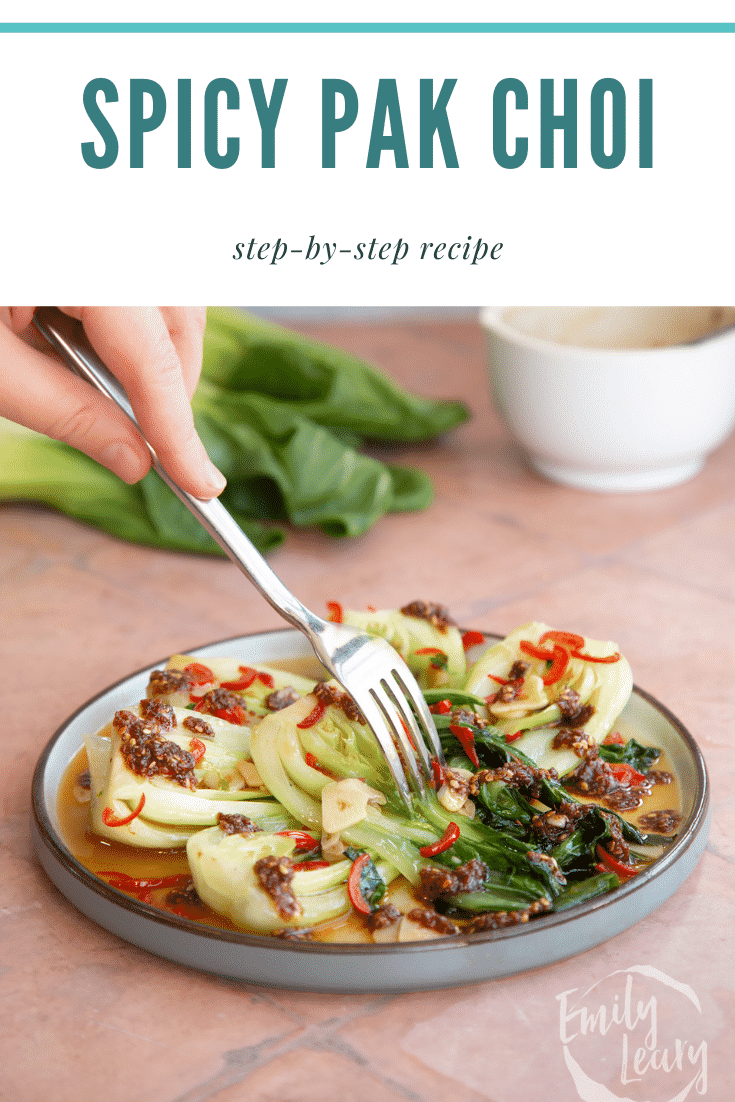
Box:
1, 320, 733, 1102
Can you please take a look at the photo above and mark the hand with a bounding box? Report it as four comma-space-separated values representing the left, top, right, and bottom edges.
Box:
0, 306, 226, 500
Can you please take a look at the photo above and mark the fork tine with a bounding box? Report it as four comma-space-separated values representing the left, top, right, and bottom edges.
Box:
340, 685, 413, 807
368, 681, 426, 796
391, 666, 446, 767
378, 677, 432, 777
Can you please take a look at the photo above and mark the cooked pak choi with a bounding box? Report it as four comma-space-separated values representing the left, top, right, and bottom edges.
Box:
83, 613, 674, 939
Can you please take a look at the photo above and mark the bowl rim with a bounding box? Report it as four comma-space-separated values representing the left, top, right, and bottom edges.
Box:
32, 627, 710, 957
477, 306, 735, 358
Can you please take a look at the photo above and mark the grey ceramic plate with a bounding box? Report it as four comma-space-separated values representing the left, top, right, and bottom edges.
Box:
32, 629, 710, 993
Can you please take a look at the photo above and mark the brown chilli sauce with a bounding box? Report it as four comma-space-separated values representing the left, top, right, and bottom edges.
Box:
558, 717, 684, 829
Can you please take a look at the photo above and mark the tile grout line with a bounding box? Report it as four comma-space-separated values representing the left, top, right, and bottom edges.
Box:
167, 995, 403, 1102
167, 1025, 301, 1102
704, 840, 735, 866
314, 1033, 430, 1102
316, 1010, 498, 1102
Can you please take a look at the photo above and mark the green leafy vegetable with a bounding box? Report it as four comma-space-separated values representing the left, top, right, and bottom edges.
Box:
422, 688, 486, 708
437, 719, 648, 848
473, 779, 536, 837
598, 737, 661, 773
0, 310, 468, 554
344, 847, 387, 911
447, 884, 541, 913
201, 309, 469, 442
553, 871, 620, 910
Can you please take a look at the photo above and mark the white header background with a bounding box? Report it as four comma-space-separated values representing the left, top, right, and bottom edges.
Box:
3, 25, 734, 304
16, 3, 735, 22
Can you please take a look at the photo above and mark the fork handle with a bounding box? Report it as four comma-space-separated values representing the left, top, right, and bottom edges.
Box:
33, 307, 323, 637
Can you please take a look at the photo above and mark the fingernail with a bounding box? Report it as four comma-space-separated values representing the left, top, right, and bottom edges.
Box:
101, 441, 147, 484
194, 436, 227, 497
205, 466, 227, 495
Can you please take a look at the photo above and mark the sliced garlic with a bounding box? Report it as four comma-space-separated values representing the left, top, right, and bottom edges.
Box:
437, 782, 468, 813
397, 915, 444, 942
320, 831, 346, 861
372, 920, 401, 944
459, 798, 476, 820
491, 673, 548, 717
437, 767, 473, 813
321, 778, 386, 833
236, 759, 264, 788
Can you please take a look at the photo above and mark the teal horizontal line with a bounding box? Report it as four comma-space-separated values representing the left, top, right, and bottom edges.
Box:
0, 22, 734, 33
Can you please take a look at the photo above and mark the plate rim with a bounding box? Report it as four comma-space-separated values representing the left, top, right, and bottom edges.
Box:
32, 627, 711, 957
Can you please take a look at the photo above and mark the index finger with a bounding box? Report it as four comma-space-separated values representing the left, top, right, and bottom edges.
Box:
64, 307, 225, 500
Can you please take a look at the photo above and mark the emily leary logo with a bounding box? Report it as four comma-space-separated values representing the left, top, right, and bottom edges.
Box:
556, 965, 708, 1102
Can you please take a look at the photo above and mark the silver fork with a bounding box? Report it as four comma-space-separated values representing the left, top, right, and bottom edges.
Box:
33, 307, 443, 807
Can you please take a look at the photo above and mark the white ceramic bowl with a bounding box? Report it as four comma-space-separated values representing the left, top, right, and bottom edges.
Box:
32, 629, 710, 992
481, 307, 735, 492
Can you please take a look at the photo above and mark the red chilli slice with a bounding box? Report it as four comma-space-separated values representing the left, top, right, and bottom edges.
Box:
449, 724, 479, 768
326, 601, 343, 623
420, 821, 460, 857
98, 869, 191, 907
213, 704, 247, 725
570, 648, 621, 664
257, 672, 274, 688
98, 871, 190, 891
184, 662, 215, 686
519, 639, 554, 662
295, 860, 331, 872
304, 751, 333, 778
102, 793, 146, 827
398, 716, 417, 751
188, 738, 206, 764
518, 640, 569, 685
415, 646, 448, 670
167, 903, 202, 919
596, 844, 640, 880
608, 762, 647, 787
429, 699, 453, 715
542, 645, 569, 685
276, 830, 320, 851
505, 731, 524, 743
603, 731, 625, 746
220, 666, 258, 691
297, 701, 327, 729
431, 758, 447, 788
347, 853, 372, 914
461, 630, 485, 651
539, 630, 585, 650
